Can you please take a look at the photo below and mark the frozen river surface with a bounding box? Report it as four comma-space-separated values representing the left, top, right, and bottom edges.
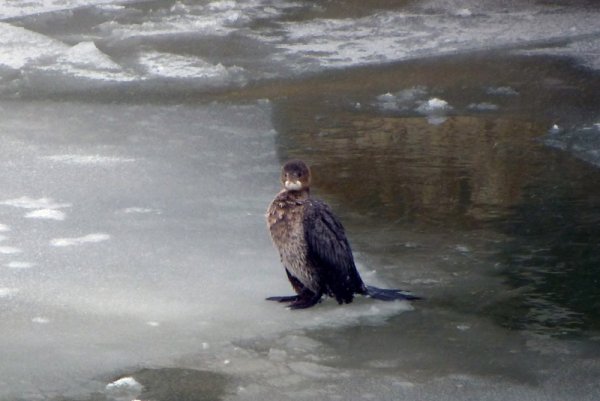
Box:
1, 1, 600, 400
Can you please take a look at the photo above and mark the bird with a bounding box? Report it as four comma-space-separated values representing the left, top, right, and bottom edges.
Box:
265, 159, 420, 309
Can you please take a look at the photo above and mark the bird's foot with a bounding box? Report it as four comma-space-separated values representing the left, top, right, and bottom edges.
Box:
288, 294, 323, 310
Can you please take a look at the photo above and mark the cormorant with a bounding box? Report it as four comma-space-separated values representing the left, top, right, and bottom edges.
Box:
266, 159, 420, 309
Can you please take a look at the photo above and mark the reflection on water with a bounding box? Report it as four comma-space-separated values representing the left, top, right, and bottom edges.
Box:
271, 53, 600, 336
277, 114, 545, 226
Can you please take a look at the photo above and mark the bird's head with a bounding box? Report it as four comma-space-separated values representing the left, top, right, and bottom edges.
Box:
281, 160, 311, 192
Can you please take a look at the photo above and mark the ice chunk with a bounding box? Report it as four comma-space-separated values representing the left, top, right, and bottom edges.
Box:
25, 209, 66, 221
416, 98, 451, 113
6, 261, 35, 269
50, 233, 110, 247
0, 23, 67, 70
138, 51, 246, 83
0, 287, 19, 298
61, 42, 122, 71
105, 376, 143, 400
0, 246, 22, 255
0, 224, 10, 232
486, 86, 519, 96
40, 41, 135, 82
44, 154, 135, 165
32, 317, 50, 324
455, 8, 473, 17
122, 207, 161, 214
0, 197, 71, 210
468, 102, 498, 111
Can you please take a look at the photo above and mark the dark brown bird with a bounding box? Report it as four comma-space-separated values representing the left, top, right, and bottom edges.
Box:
266, 159, 419, 309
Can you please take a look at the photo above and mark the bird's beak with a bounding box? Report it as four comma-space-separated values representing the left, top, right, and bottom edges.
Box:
284, 180, 303, 191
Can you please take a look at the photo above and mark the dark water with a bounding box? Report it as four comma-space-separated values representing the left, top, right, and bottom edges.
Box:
269, 51, 600, 338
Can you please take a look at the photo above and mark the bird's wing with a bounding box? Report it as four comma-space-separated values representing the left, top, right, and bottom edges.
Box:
303, 199, 363, 303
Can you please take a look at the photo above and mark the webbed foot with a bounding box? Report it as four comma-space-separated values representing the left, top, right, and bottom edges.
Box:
288, 293, 323, 310
266, 295, 299, 303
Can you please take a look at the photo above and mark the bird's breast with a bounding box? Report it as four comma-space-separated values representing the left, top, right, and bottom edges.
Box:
266, 197, 319, 292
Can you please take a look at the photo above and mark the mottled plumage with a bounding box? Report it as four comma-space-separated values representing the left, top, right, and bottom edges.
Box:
266, 160, 419, 309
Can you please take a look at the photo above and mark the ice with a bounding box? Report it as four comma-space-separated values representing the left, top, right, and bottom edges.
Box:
105, 376, 143, 400
5, 261, 35, 269
416, 98, 451, 125
25, 209, 66, 221
0, 246, 22, 255
0, 287, 19, 298
0, 1, 599, 400
0, 0, 599, 97
0, 23, 67, 70
39, 41, 135, 82
0, 197, 71, 210
0, 0, 139, 20
50, 233, 111, 247
467, 102, 498, 111
486, 86, 519, 96
274, 5, 600, 71
375, 87, 429, 112
122, 207, 161, 214
138, 51, 246, 83
44, 154, 135, 165
416, 98, 451, 113
455, 8, 473, 17
544, 122, 600, 168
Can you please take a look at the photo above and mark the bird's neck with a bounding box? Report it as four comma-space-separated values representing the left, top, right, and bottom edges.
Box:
281, 188, 310, 202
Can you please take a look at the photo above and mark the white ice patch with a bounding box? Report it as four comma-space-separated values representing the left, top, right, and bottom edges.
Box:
98, 0, 277, 41
271, 6, 600, 72
50, 233, 110, 247
105, 376, 143, 399
138, 51, 246, 82
0, 197, 71, 210
486, 86, 519, 96
40, 41, 135, 82
25, 209, 66, 221
416, 98, 451, 113
0, 287, 19, 298
0, 246, 22, 255
6, 261, 35, 269
32, 317, 50, 324
44, 154, 135, 165
375, 87, 428, 111
416, 98, 452, 124
122, 207, 161, 214
468, 102, 499, 111
0, 224, 10, 232
0, 23, 68, 70
0, 0, 139, 20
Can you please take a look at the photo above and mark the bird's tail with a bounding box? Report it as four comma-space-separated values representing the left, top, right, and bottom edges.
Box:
364, 285, 421, 301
